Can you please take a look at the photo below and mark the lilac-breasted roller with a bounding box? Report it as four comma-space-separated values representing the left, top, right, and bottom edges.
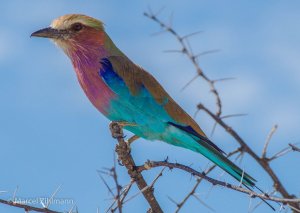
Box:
31, 14, 267, 195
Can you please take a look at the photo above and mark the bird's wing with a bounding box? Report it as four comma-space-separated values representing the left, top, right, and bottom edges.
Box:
99, 55, 225, 154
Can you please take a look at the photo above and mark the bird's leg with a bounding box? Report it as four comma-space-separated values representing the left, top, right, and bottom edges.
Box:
109, 121, 140, 155
109, 121, 137, 139
114, 121, 137, 127
115, 122, 139, 146
109, 121, 137, 141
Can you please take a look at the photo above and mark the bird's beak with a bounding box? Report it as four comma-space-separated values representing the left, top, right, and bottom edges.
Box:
31, 27, 65, 39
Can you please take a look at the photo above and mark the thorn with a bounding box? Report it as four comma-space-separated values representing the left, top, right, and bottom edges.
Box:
180, 74, 199, 91
12, 185, 19, 202
212, 77, 236, 83
193, 109, 200, 119
181, 30, 204, 40
195, 49, 221, 59
46, 184, 62, 208
210, 122, 218, 137
167, 195, 178, 206
239, 168, 245, 187
192, 194, 215, 212
97, 172, 115, 197
220, 113, 248, 119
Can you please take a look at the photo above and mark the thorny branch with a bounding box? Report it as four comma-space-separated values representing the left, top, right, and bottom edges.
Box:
262, 125, 278, 159
97, 165, 127, 213
109, 122, 300, 212
142, 9, 300, 212
173, 147, 242, 212
136, 160, 300, 204
0, 186, 76, 213
112, 163, 122, 213
197, 103, 299, 210
144, 11, 223, 117
0, 198, 63, 213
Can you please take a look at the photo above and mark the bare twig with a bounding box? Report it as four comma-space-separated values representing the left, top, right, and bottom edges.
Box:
116, 181, 134, 209
196, 103, 299, 210
268, 143, 299, 162
137, 160, 300, 204
262, 125, 278, 159
109, 180, 135, 213
174, 179, 201, 213
173, 178, 215, 213
111, 164, 122, 213
268, 147, 293, 162
0, 199, 62, 213
46, 185, 62, 209
199, 105, 291, 179
144, 11, 223, 116
97, 172, 115, 198
173, 148, 242, 212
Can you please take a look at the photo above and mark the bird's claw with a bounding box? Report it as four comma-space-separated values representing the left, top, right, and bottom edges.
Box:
109, 122, 124, 138
109, 121, 137, 139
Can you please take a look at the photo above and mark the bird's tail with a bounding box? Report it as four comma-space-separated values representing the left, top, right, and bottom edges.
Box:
166, 122, 275, 210
167, 122, 256, 186
194, 138, 276, 210
195, 138, 256, 186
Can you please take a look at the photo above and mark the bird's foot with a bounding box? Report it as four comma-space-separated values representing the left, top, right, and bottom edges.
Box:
109, 121, 137, 139
110, 122, 139, 153
109, 122, 124, 138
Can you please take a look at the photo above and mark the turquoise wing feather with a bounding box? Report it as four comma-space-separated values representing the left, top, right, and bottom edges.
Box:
99, 56, 256, 187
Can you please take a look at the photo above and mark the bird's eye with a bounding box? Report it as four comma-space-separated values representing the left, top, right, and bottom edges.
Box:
71, 23, 83, 32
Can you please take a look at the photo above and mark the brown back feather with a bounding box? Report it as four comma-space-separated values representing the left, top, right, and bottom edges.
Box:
108, 56, 207, 138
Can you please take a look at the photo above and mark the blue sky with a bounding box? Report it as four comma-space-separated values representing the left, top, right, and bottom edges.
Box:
0, 0, 300, 212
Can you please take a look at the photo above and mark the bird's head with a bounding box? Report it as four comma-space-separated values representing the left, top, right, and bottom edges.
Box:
31, 14, 106, 56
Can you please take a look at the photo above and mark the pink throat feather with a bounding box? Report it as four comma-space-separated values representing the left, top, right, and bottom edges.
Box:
63, 35, 116, 115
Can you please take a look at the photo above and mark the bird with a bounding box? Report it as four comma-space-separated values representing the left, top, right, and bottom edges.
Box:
31, 14, 272, 207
